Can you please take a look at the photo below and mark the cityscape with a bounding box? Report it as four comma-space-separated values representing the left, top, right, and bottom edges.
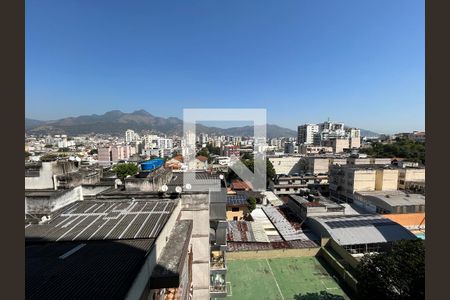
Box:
25, 1, 424, 300
25, 114, 425, 299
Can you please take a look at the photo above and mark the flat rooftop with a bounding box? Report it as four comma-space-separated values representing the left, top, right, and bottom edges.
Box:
224, 257, 349, 300
355, 190, 425, 207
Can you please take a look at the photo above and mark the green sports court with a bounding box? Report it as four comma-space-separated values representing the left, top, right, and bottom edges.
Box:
224, 257, 350, 300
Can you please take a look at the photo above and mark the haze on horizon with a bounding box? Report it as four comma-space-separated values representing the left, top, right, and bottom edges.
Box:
25, 0, 424, 134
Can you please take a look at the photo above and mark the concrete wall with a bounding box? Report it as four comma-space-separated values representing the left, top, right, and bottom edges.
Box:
399, 168, 425, 189
81, 185, 112, 197
268, 157, 302, 175
375, 169, 399, 191
227, 247, 320, 260
353, 170, 376, 192
179, 193, 211, 300
319, 247, 358, 293
25, 186, 83, 215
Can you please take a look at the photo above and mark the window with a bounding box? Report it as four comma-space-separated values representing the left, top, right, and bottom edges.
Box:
233, 216, 238, 221
231, 207, 239, 212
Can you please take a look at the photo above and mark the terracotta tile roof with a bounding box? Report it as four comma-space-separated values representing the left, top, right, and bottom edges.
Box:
231, 180, 253, 191
196, 155, 208, 162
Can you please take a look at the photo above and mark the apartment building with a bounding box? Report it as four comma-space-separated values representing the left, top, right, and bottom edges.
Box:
297, 124, 319, 145
329, 164, 399, 203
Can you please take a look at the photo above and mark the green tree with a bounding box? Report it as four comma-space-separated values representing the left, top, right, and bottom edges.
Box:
197, 147, 209, 158
356, 239, 425, 300
25, 151, 31, 158
226, 158, 276, 188
112, 163, 139, 181
89, 149, 98, 155
248, 196, 257, 212
58, 147, 71, 152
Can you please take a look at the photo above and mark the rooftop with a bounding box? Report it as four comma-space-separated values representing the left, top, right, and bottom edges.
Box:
309, 214, 417, 246
226, 194, 249, 206
26, 239, 154, 299
25, 199, 176, 242
355, 190, 425, 207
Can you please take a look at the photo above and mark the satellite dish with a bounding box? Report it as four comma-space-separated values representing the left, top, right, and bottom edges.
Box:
219, 174, 224, 180
161, 185, 168, 192
185, 183, 192, 190
175, 186, 182, 193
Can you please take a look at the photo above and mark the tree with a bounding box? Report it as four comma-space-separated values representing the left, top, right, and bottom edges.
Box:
112, 163, 139, 181
89, 149, 98, 155
58, 147, 71, 152
226, 158, 276, 188
25, 151, 31, 158
197, 147, 209, 158
359, 138, 425, 165
356, 239, 425, 300
248, 196, 257, 212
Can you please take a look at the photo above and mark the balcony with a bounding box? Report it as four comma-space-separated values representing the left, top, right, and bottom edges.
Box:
210, 250, 227, 271
210, 273, 227, 298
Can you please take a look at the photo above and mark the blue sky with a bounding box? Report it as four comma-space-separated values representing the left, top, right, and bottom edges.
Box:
26, 0, 424, 134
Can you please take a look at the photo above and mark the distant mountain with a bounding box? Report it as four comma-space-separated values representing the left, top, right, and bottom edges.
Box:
25, 110, 297, 138
359, 129, 380, 137
25, 118, 47, 130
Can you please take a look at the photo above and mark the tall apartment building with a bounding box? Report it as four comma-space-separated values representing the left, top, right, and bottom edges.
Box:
298, 121, 361, 153
329, 164, 399, 202
297, 124, 319, 145
125, 129, 139, 144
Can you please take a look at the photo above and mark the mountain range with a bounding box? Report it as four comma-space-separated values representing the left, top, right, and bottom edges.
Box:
25, 110, 379, 138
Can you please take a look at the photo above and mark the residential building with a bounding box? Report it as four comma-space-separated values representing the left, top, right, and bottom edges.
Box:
226, 194, 250, 221
297, 124, 319, 145
398, 167, 425, 190
329, 164, 399, 202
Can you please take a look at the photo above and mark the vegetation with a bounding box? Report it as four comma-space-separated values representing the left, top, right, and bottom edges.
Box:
89, 149, 98, 155
227, 156, 276, 187
356, 239, 425, 300
25, 151, 31, 158
248, 196, 257, 212
205, 143, 221, 156
112, 163, 139, 181
360, 138, 425, 164
58, 147, 71, 152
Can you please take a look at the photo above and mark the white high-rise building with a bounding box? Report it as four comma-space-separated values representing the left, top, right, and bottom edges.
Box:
125, 129, 137, 144
297, 124, 319, 145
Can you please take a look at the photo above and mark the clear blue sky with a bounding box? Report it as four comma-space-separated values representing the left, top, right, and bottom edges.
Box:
26, 0, 424, 134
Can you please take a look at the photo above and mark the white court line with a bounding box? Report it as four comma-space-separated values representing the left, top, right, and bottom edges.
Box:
226, 282, 232, 297
265, 259, 285, 300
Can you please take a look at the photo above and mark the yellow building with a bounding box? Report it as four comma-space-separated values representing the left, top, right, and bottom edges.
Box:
226, 194, 250, 221
398, 168, 425, 190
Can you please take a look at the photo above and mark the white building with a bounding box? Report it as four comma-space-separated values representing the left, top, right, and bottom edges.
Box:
297, 124, 319, 145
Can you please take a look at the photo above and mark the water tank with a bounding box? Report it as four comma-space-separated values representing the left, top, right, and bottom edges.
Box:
140, 158, 164, 172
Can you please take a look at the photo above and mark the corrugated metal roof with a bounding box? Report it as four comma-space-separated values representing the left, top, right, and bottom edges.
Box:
26, 239, 155, 300
310, 214, 417, 246
26, 200, 175, 242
